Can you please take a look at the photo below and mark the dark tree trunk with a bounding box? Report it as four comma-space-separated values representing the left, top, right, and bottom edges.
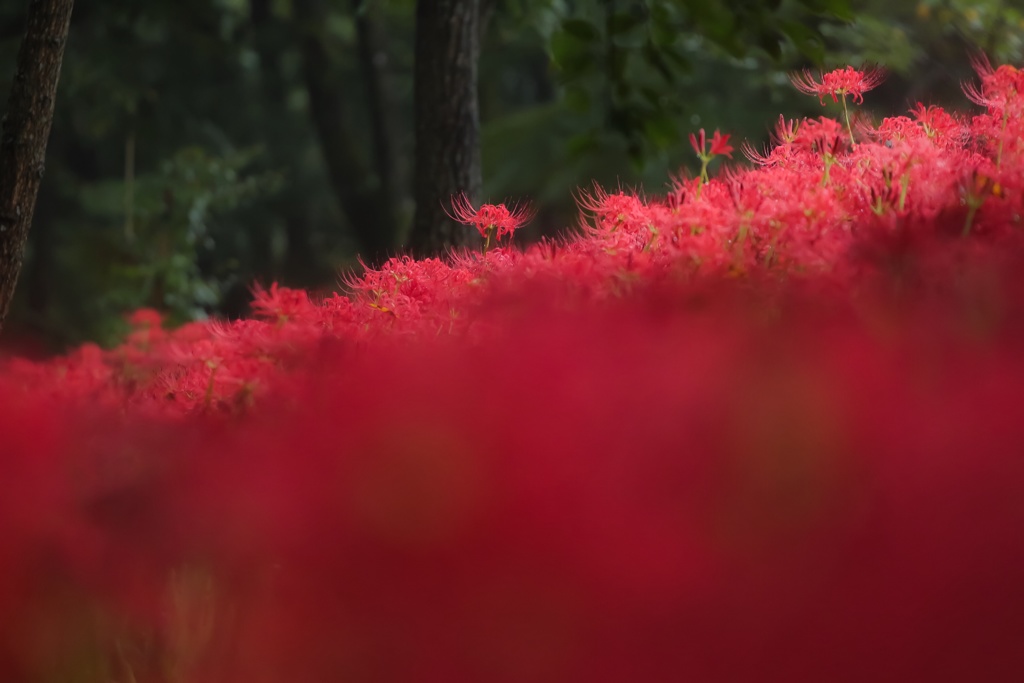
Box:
480, 0, 498, 41
293, 0, 398, 266
249, 0, 283, 101
25, 158, 55, 316
249, 0, 304, 280
409, 0, 481, 257
0, 0, 74, 332
351, 0, 401, 225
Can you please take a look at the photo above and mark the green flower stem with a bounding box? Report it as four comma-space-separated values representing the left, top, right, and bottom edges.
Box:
841, 94, 855, 147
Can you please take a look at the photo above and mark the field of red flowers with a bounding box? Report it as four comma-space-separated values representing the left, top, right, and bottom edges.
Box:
2, 61, 1024, 682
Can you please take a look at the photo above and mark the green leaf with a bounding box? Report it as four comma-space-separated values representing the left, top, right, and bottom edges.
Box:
685, 0, 736, 46
757, 31, 784, 60
549, 30, 597, 75
608, 10, 648, 48
660, 45, 691, 72
642, 40, 676, 82
608, 46, 629, 81
792, 0, 853, 21
650, 17, 680, 48
639, 86, 662, 107
643, 112, 679, 149
561, 18, 600, 42
566, 132, 600, 158
563, 85, 591, 113
608, 10, 646, 35
779, 19, 825, 62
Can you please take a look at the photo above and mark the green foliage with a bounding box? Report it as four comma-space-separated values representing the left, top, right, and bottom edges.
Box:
917, 0, 1024, 63
73, 147, 280, 340
545, 0, 852, 166
816, 0, 1024, 110
483, 0, 1023, 230
23, 147, 279, 347
2, 0, 1018, 348
1, 0, 337, 346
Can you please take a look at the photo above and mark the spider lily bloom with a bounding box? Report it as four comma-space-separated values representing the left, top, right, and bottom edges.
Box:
446, 194, 534, 254
790, 65, 886, 105
690, 128, 734, 185
743, 116, 803, 166
963, 58, 1024, 168
962, 55, 1024, 114
791, 65, 885, 146
690, 128, 734, 159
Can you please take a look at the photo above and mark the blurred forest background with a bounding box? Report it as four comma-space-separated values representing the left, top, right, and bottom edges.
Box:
0, 0, 1021, 349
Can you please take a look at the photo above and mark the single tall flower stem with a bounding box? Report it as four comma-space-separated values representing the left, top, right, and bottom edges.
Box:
821, 155, 835, 187
840, 94, 855, 147
996, 109, 1009, 169
962, 204, 980, 238
204, 364, 219, 408
961, 188, 987, 237
483, 226, 494, 255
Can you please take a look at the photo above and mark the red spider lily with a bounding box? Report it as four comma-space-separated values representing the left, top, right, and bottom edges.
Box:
790, 65, 886, 105
795, 116, 847, 155
743, 116, 803, 166
689, 128, 734, 159
772, 115, 801, 145
910, 102, 963, 142
690, 129, 734, 186
5, 62, 1024, 683
446, 193, 534, 244
575, 185, 648, 232
963, 54, 1023, 112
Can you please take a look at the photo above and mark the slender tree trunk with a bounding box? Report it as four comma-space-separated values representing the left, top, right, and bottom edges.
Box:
25, 153, 56, 316
249, 0, 284, 102
249, 0, 302, 280
0, 0, 74, 332
351, 0, 401, 225
293, 0, 397, 266
409, 0, 481, 257
480, 0, 498, 41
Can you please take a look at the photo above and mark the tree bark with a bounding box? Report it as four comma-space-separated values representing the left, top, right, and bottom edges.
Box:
409, 0, 482, 257
0, 0, 74, 332
249, 0, 285, 103
293, 0, 398, 266
351, 0, 402, 227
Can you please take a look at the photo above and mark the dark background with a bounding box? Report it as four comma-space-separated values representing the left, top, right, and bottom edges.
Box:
0, 0, 1019, 348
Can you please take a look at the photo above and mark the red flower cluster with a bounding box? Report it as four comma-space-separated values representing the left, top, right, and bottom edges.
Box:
1, 59, 1024, 681
790, 64, 886, 104
446, 193, 534, 252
